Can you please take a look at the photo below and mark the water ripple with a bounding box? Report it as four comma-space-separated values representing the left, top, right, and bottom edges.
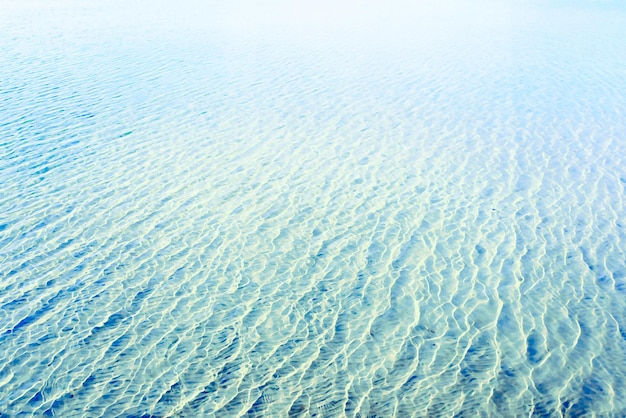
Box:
2, 1, 626, 417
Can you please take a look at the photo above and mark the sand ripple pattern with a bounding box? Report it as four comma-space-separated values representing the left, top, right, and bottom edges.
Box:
1, 1, 626, 416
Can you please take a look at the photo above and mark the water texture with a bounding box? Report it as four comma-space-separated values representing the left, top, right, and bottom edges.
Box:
1, 1, 626, 416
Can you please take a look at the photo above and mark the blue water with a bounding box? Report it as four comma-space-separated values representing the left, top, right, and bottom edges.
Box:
1, 0, 626, 416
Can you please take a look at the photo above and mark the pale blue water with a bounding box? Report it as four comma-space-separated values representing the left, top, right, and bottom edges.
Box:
1, 1, 626, 416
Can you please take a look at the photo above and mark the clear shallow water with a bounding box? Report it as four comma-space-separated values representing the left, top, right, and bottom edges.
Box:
1, 0, 626, 416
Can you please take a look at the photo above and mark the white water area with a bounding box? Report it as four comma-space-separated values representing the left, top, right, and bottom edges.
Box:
1, 0, 626, 416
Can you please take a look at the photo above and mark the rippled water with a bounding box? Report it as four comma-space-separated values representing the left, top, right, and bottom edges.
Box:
1, 1, 626, 416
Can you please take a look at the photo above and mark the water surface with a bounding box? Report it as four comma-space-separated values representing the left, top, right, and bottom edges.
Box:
1, 1, 626, 416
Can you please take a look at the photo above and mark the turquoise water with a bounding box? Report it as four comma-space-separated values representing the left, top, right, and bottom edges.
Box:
1, 1, 626, 416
